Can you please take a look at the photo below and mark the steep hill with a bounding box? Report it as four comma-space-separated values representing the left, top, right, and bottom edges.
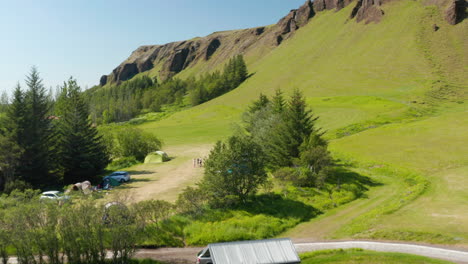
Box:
103, 0, 467, 246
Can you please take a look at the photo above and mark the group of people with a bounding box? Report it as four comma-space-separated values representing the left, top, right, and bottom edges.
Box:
193, 157, 204, 168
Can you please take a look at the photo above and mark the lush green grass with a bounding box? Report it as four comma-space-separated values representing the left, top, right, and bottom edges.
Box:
119, 0, 467, 246
140, 172, 373, 247
328, 109, 468, 243
300, 249, 455, 264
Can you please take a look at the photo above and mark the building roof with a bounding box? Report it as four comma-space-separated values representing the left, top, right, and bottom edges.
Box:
208, 238, 300, 264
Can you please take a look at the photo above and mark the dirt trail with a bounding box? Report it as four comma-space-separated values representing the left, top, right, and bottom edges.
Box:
123, 144, 212, 202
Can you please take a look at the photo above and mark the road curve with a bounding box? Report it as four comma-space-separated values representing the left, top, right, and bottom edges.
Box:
294, 241, 468, 264
7, 241, 468, 264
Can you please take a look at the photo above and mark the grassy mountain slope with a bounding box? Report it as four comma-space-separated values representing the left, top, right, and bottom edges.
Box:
131, 0, 467, 245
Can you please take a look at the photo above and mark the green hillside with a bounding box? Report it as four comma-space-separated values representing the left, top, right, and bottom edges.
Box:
132, 0, 467, 245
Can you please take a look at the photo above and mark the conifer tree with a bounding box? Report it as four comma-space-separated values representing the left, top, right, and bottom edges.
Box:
4, 84, 27, 145
267, 89, 318, 167
55, 78, 110, 184
248, 93, 270, 113
20, 67, 53, 187
233, 55, 248, 85
271, 89, 286, 114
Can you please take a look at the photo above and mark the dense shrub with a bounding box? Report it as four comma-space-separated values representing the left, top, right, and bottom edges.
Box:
101, 126, 162, 162
107, 156, 139, 170
184, 212, 298, 245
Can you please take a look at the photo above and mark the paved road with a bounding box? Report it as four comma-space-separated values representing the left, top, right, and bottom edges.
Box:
294, 241, 468, 264
7, 241, 468, 264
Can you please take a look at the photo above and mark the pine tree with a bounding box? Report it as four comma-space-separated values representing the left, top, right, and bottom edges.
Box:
248, 93, 270, 113
55, 78, 110, 184
266, 89, 318, 167
283, 89, 317, 159
19, 67, 53, 187
233, 55, 248, 86
271, 89, 286, 114
4, 84, 27, 144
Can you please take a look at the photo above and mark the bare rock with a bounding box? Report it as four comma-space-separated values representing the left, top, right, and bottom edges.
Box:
253, 27, 265, 35
350, 0, 385, 24
445, 0, 467, 25
205, 38, 221, 60
314, 0, 353, 12
169, 48, 190, 72
296, 0, 315, 27
115, 63, 139, 81
99, 75, 107, 86
99, 1, 317, 84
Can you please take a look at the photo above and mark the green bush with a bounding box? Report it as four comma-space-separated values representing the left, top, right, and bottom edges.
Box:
107, 156, 139, 170
184, 212, 298, 245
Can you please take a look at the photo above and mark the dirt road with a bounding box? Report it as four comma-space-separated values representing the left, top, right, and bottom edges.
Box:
123, 144, 212, 202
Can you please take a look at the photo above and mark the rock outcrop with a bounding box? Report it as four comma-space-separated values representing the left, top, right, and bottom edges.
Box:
205, 39, 221, 60
100, 0, 315, 84
314, 0, 353, 12
99, 75, 107, 86
350, 0, 385, 24
445, 0, 467, 24
275, 0, 315, 45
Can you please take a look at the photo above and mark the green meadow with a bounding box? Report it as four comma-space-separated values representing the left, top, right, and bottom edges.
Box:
125, 0, 467, 246
300, 249, 455, 264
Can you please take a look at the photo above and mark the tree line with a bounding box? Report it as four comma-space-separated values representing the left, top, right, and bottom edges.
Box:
0, 190, 168, 264
85, 55, 248, 124
0, 68, 110, 191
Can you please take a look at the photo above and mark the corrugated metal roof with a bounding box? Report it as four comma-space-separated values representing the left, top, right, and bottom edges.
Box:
209, 238, 301, 264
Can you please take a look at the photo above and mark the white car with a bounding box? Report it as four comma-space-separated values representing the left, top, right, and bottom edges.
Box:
40, 191, 69, 200
105, 171, 131, 183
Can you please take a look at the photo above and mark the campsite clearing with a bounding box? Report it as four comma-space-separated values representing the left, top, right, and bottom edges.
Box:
121, 144, 212, 202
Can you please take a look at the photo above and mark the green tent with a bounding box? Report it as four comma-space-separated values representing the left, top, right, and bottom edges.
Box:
102, 177, 121, 187
144, 151, 169, 164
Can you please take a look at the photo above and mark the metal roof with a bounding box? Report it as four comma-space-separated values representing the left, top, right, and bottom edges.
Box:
208, 238, 301, 264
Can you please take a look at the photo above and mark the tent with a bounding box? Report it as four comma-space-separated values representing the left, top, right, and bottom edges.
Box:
208, 238, 300, 264
144, 151, 169, 164
101, 177, 121, 188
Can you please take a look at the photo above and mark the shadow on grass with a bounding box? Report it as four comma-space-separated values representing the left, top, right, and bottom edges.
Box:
128, 170, 154, 175
130, 178, 152, 183
236, 193, 321, 221
328, 165, 382, 189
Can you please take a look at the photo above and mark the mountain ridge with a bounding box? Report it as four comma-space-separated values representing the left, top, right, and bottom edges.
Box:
99, 0, 465, 86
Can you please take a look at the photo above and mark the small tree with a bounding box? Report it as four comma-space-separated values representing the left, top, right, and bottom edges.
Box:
201, 135, 267, 203
114, 127, 162, 161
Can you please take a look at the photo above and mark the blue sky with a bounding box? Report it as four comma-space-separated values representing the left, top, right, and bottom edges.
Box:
0, 0, 305, 94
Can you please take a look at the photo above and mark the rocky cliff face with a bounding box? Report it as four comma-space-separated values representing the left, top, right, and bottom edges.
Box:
445, 0, 467, 24
101, 0, 315, 85
350, 0, 386, 24
100, 0, 466, 85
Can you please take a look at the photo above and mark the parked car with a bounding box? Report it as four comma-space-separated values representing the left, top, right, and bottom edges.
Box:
40, 191, 69, 201
104, 171, 131, 183
196, 248, 212, 264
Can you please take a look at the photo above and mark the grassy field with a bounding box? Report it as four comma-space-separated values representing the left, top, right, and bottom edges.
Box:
120, 0, 468, 246
300, 249, 455, 264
